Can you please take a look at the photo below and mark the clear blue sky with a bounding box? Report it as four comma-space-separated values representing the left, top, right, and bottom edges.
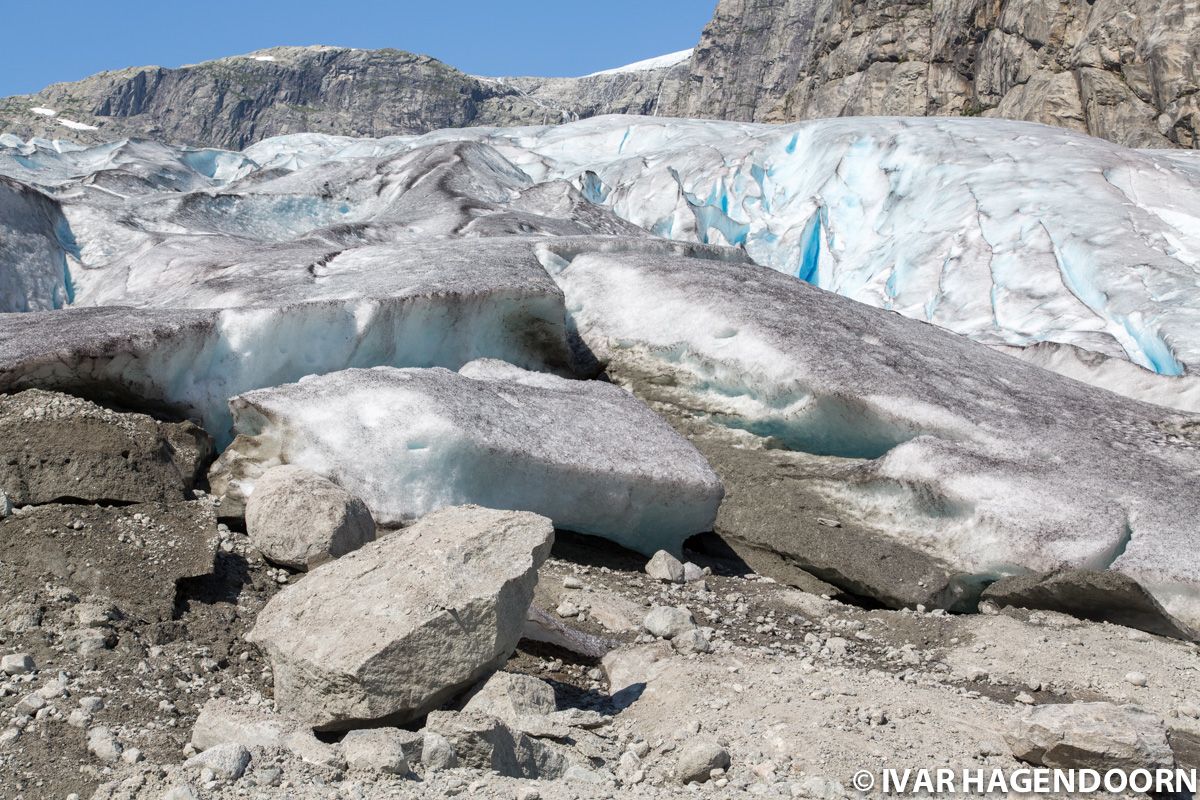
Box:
0, 1, 716, 97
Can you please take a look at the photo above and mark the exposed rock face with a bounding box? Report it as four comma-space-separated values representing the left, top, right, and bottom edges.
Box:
3, 1, 1198, 151
0, 46, 672, 150
0, 389, 213, 506
669, 0, 1200, 148
246, 506, 554, 731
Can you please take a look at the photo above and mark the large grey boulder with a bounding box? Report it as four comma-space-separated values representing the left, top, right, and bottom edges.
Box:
1005, 702, 1174, 771
0, 389, 211, 506
247, 506, 554, 730
214, 360, 723, 556
245, 465, 375, 570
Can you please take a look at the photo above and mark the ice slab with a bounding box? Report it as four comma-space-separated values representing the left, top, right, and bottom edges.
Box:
0, 238, 578, 444
212, 360, 724, 554
554, 249, 1200, 626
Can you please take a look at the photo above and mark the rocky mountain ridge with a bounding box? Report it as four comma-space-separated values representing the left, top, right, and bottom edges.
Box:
3, 0, 1197, 149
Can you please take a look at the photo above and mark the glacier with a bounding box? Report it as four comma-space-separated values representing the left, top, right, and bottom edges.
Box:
210, 360, 724, 554
0, 116, 1198, 623
554, 247, 1200, 626
236, 117, 1200, 389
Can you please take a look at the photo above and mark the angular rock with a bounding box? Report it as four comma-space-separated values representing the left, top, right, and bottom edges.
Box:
423, 710, 568, 779
0, 501, 216, 622
643, 606, 697, 640
247, 506, 554, 730
0, 653, 34, 675
282, 729, 345, 769
645, 550, 685, 583
191, 699, 293, 751
245, 465, 375, 570
0, 389, 211, 506
672, 628, 712, 655
602, 643, 675, 694
674, 738, 730, 784
462, 671, 557, 721
86, 727, 122, 763
980, 570, 1198, 642
183, 742, 251, 781
421, 732, 459, 772
341, 729, 410, 775
1006, 702, 1174, 771
214, 361, 723, 555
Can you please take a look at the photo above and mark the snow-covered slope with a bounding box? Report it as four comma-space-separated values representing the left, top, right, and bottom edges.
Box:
584, 49, 694, 77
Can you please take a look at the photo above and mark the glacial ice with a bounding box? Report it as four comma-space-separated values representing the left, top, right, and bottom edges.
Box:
212, 361, 724, 554
159, 116, 1200, 391
0, 238, 578, 444
0, 177, 75, 312
555, 248, 1200, 626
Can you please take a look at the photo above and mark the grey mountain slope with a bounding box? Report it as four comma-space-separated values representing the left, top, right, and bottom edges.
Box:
4, 0, 1197, 150
0, 46, 675, 151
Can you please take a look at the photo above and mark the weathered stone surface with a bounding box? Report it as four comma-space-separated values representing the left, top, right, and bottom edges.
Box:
245, 465, 375, 570
191, 699, 293, 751
423, 710, 569, 779
247, 506, 554, 730
0, 389, 212, 506
645, 551, 685, 583
668, 0, 1200, 148
341, 729, 410, 775
674, 738, 730, 784
183, 742, 251, 781
1006, 702, 1174, 771
0, 501, 216, 622
643, 607, 697, 640
462, 672, 557, 721
0, 46, 679, 150
981, 570, 1198, 641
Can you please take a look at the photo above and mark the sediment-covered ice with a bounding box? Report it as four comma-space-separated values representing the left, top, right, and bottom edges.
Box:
0, 238, 577, 444
554, 248, 1200, 626
211, 360, 724, 554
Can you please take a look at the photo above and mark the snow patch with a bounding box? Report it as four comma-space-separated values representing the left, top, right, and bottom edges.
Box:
585, 48, 693, 77
57, 118, 98, 131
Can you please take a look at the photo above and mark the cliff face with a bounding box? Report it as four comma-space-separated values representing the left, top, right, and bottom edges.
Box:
1, 0, 1197, 150
0, 47, 651, 150
666, 0, 1200, 148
